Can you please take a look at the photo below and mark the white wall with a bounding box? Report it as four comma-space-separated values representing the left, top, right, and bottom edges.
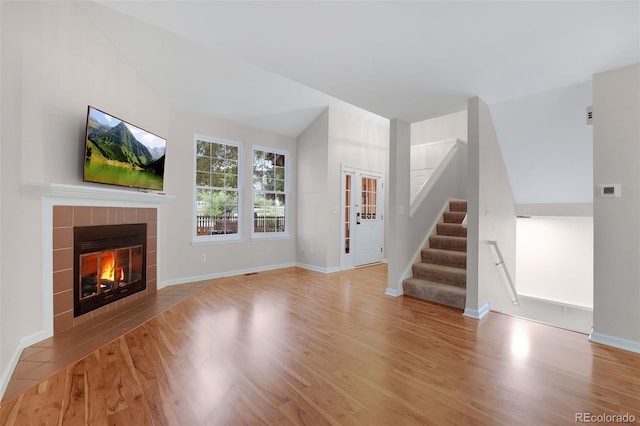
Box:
296, 109, 329, 269
0, 0, 3, 377
327, 107, 388, 269
164, 108, 297, 284
592, 63, 640, 350
411, 110, 467, 146
295, 107, 389, 271
409, 111, 467, 205
516, 216, 593, 308
467, 97, 517, 317
516, 203, 592, 217
0, 1, 170, 381
0, 0, 301, 389
491, 81, 593, 204
409, 141, 456, 204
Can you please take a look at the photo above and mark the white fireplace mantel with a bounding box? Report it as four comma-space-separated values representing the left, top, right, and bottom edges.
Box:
28, 182, 174, 346
0, 183, 175, 401
29, 182, 175, 204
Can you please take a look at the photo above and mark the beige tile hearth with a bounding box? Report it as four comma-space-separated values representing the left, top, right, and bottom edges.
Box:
2, 279, 212, 401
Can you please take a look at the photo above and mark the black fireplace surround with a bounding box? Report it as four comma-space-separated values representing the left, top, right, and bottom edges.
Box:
73, 223, 147, 317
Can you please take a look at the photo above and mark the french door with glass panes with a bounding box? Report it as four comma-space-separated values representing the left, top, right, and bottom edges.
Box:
341, 166, 384, 268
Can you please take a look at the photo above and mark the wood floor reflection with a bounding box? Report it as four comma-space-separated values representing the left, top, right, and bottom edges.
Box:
1, 264, 639, 425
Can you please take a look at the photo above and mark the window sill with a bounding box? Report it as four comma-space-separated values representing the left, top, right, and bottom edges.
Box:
191, 236, 248, 245
250, 233, 292, 241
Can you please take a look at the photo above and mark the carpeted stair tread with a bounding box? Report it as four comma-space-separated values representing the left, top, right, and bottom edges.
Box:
443, 211, 466, 224
449, 200, 468, 213
421, 248, 467, 269
429, 235, 467, 252
403, 199, 468, 310
411, 263, 466, 288
436, 222, 467, 237
403, 278, 466, 310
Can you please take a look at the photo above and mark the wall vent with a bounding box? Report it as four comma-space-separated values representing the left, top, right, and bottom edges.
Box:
586, 106, 593, 125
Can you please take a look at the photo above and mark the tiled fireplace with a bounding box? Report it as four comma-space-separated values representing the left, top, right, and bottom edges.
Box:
74, 223, 147, 317
53, 205, 157, 334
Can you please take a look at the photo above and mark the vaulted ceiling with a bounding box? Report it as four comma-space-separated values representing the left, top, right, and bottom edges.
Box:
79, 1, 640, 137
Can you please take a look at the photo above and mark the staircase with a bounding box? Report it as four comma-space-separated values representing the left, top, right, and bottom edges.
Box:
403, 200, 467, 309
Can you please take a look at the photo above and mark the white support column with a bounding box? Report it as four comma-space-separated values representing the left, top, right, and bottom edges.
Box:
386, 119, 411, 296
465, 98, 481, 316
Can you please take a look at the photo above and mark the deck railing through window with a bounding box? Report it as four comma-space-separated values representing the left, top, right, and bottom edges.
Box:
254, 215, 285, 233
196, 215, 286, 235
196, 215, 238, 235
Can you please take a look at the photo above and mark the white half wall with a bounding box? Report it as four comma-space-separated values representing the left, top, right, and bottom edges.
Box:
516, 216, 593, 308
516, 203, 592, 217
592, 63, 640, 349
490, 81, 593, 204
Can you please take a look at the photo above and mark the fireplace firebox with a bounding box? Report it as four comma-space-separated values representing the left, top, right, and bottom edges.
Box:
74, 224, 147, 317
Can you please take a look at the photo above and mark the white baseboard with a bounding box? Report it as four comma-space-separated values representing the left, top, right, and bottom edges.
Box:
589, 330, 640, 354
0, 330, 51, 400
160, 262, 297, 287
385, 287, 403, 297
0, 350, 23, 401
464, 302, 491, 320
295, 263, 342, 274
296, 262, 386, 274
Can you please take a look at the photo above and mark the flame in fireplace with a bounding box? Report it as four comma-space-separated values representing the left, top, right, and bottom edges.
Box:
100, 252, 115, 281
100, 252, 125, 283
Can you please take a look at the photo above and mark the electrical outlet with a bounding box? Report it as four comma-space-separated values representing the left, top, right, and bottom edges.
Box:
201, 253, 206, 262
598, 184, 621, 198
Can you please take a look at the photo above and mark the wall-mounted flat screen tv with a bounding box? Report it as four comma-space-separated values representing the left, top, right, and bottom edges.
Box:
83, 106, 167, 191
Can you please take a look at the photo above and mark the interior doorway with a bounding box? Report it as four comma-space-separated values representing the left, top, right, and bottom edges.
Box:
340, 165, 384, 269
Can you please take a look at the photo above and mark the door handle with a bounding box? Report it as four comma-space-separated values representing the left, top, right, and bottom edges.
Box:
356, 212, 361, 225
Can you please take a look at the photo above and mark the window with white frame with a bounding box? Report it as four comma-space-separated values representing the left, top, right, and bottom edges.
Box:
195, 136, 242, 238
252, 148, 289, 235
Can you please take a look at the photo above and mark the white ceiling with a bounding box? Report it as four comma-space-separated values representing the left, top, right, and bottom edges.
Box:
79, 1, 640, 138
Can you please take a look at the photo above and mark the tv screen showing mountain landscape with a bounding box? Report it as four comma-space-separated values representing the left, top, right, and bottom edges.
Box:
83, 106, 166, 191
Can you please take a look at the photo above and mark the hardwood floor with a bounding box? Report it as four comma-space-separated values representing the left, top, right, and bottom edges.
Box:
1, 264, 639, 425
2, 280, 210, 400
